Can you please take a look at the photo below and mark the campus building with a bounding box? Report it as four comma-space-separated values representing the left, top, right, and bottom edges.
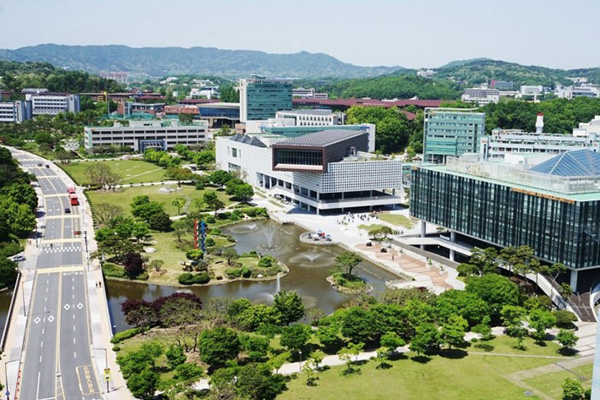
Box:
275, 109, 344, 126
410, 149, 600, 291
84, 120, 208, 153
423, 107, 486, 163
26, 92, 80, 115
239, 76, 292, 122
481, 114, 600, 159
461, 88, 500, 105
216, 129, 402, 214
0, 101, 32, 123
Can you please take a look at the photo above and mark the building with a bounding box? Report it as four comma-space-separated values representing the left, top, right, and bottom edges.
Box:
292, 87, 329, 99
197, 103, 240, 127
423, 107, 486, 163
292, 98, 443, 112
99, 72, 128, 84
574, 115, 600, 137
490, 80, 514, 90
556, 84, 600, 99
84, 120, 208, 153
26, 92, 80, 115
520, 85, 544, 97
118, 102, 165, 117
417, 69, 436, 79
216, 129, 402, 214
275, 109, 344, 126
410, 150, 600, 291
481, 114, 600, 158
239, 76, 292, 122
0, 101, 32, 123
461, 88, 500, 105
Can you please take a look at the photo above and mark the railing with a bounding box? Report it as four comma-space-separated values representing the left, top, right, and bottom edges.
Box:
0, 273, 21, 352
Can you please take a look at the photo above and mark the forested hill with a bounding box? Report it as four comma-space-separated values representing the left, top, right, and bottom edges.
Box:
0, 60, 125, 93
434, 59, 600, 87
0, 44, 404, 78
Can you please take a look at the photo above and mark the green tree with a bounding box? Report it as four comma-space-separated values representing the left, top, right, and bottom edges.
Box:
241, 334, 271, 362
528, 309, 556, 343
148, 211, 172, 232
199, 327, 241, 367
233, 183, 254, 202
556, 329, 578, 351
441, 315, 468, 349
341, 307, 374, 344
203, 190, 224, 216
500, 305, 527, 336
273, 290, 305, 325
194, 150, 216, 169
0, 259, 18, 289
409, 323, 441, 356
126, 368, 159, 400
561, 377, 585, 400
172, 196, 186, 215
466, 273, 520, 317
435, 289, 490, 327
335, 251, 362, 276
210, 170, 234, 188
280, 324, 312, 353
174, 362, 203, 382
165, 344, 187, 369
235, 363, 287, 400
222, 248, 239, 266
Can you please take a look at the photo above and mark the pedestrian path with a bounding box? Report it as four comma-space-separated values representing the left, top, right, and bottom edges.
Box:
40, 245, 82, 253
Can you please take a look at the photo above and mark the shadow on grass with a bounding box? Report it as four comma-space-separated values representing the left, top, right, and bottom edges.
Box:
376, 362, 393, 370
388, 352, 408, 361
438, 349, 468, 359
474, 343, 495, 352
411, 355, 432, 364
558, 348, 578, 357
340, 366, 362, 376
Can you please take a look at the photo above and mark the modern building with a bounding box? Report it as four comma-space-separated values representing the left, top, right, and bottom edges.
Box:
216, 129, 402, 214
423, 107, 486, 163
118, 102, 166, 117
410, 149, 600, 291
26, 92, 80, 115
520, 85, 544, 97
461, 88, 500, 105
239, 76, 292, 122
84, 120, 208, 153
0, 101, 32, 123
574, 116, 600, 137
99, 72, 128, 84
481, 114, 600, 159
292, 87, 328, 99
556, 84, 600, 99
198, 103, 240, 127
275, 109, 345, 126
490, 80, 514, 90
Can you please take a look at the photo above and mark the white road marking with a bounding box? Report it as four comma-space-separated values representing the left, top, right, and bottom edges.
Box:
36, 371, 41, 399
73, 338, 76, 344
39, 355, 42, 363
73, 325, 76, 331
73, 351, 77, 359
40, 341, 43, 348
72, 294, 75, 299
72, 314, 75, 319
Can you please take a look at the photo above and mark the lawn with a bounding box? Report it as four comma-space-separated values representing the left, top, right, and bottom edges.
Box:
358, 224, 388, 233
87, 185, 233, 217
523, 362, 593, 399
62, 159, 167, 185
377, 213, 415, 229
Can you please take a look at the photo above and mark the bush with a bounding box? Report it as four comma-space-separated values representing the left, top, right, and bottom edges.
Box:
179, 273, 194, 285
192, 272, 210, 284
264, 266, 281, 276
102, 263, 126, 278
258, 256, 276, 268
217, 212, 231, 220
0, 242, 24, 259
226, 268, 242, 279
229, 213, 240, 221
205, 237, 215, 246
211, 228, 222, 235
206, 215, 216, 223
226, 235, 236, 243
241, 267, 251, 278
135, 271, 149, 281
110, 328, 141, 344
554, 310, 578, 328
112, 345, 121, 351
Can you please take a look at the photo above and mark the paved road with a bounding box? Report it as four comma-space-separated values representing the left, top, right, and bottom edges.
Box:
12, 154, 101, 400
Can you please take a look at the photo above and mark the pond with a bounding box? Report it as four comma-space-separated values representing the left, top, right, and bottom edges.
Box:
0, 288, 14, 341
106, 219, 401, 332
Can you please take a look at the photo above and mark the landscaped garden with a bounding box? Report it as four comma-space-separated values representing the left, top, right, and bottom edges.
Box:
377, 213, 415, 229
62, 159, 167, 185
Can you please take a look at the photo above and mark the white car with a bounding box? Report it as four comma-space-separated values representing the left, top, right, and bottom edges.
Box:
11, 255, 26, 262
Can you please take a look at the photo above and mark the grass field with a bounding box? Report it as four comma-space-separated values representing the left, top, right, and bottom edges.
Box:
87, 185, 232, 217
62, 159, 167, 185
377, 213, 415, 229
281, 336, 569, 400
523, 362, 592, 399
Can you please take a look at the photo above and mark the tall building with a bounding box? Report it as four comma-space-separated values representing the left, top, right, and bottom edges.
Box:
216, 130, 402, 214
461, 88, 500, 105
0, 101, 32, 123
490, 80, 514, 90
410, 150, 600, 291
275, 109, 344, 126
84, 120, 208, 153
423, 107, 486, 163
239, 76, 292, 122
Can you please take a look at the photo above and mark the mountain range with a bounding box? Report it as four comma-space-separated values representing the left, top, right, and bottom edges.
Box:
0, 44, 404, 78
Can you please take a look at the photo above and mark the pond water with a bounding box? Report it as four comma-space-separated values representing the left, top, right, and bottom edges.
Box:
106, 219, 401, 332
0, 288, 14, 341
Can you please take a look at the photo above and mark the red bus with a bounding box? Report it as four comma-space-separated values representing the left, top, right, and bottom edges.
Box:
67, 187, 76, 194
69, 194, 79, 206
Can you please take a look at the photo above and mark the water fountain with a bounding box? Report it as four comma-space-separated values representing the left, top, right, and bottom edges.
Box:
263, 227, 276, 249
304, 253, 320, 262
275, 272, 281, 293
228, 222, 258, 234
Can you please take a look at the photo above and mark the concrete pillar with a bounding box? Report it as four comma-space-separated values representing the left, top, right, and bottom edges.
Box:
450, 231, 456, 242
316, 208, 320, 215
449, 249, 455, 262
420, 221, 426, 250
341, 192, 345, 200
570, 270, 578, 292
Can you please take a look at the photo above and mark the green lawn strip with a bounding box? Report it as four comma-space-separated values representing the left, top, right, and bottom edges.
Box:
523, 362, 593, 399
87, 185, 232, 217
280, 351, 553, 400
61, 159, 167, 185
357, 224, 388, 233
477, 335, 564, 357
377, 213, 415, 229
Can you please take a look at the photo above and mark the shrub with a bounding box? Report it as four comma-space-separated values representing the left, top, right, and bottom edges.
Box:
226, 235, 236, 243
553, 310, 578, 329
258, 256, 276, 268
264, 266, 281, 276
210, 228, 222, 235
135, 271, 149, 281
192, 272, 210, 284
229, 213, 240, 221
206, 215, 216, 223
102, 263, 126, 278
179, 273, 195, 285
241, 267, 251, 278
0, 242, 24, 258
226, 268, 242, 279
205, 237, 215, 247
112, 345, 121, 351
110, 328, 141, 344
217, 212, 231, 220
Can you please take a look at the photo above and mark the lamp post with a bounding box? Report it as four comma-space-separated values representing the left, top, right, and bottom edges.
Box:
298, 350, 302, 372
4, 360, 19, 400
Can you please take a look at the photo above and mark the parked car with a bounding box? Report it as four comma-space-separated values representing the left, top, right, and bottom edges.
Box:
11, 255, 25, 262
64, 207, 71, 213
37, 163, 42, 167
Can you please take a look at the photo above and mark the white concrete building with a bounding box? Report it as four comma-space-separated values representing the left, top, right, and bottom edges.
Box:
520, 85, 544, 96
0, 101, 31, 123
481, 114, 600, 159
26, 92, 80, 115
461, 88, 500, 105
275, 109, 344, 126
574, 115, 600, 137
216, 130, 402, 214
556, 84, 600, 99
84, 119, 208, 153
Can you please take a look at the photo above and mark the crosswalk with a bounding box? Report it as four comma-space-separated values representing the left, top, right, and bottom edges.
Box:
41, 245, 83, 254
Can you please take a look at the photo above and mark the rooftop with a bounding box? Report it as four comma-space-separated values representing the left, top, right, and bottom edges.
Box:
278, 109, 333, 116
531, 149, 600, 177
273, 129, 365, 148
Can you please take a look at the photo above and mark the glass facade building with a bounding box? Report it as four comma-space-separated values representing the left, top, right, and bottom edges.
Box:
240, 77, 292, 122
410, 150, 600, 290
423, 108, 486, 163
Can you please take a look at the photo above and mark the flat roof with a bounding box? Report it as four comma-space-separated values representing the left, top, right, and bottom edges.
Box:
278, 109, 332, 116
420, 164, 600, 202
273, 129, 366, 148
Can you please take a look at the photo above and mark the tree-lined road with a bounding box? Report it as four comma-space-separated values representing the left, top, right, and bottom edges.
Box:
10, 153, 101, 400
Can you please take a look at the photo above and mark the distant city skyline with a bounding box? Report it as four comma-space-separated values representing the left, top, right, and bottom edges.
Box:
0, 0, 598, 70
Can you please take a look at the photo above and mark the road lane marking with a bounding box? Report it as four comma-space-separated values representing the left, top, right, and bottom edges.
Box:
73, 338, 76, 344
74, 351, 77, 359
40, 355, 42, 363
73, 325, 76, 331
38, 266, 85, 274
41, 341, 43, 348
36, 371, 41, 398
42, 328, 45, 334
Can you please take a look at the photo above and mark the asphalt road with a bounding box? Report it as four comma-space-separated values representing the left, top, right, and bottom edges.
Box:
12, 154, 101, 400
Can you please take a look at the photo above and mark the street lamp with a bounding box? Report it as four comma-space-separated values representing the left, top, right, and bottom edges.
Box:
298, 350, 302, 372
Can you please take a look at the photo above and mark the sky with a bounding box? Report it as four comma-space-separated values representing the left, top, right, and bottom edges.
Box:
0, 0, 598, 69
